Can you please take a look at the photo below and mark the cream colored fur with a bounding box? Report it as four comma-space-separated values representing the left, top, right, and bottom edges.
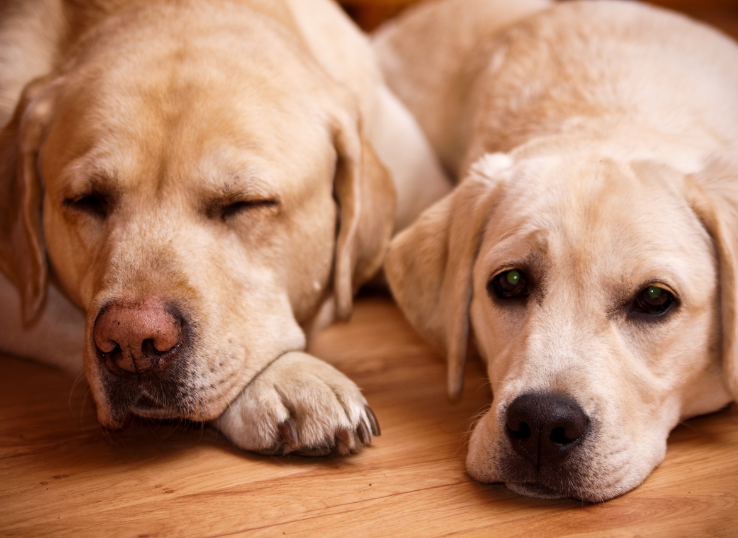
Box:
380, 0, 738, 500
0, 0, 449, 456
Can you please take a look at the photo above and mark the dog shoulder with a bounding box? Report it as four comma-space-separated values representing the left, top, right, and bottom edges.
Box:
372, 0, 552, 173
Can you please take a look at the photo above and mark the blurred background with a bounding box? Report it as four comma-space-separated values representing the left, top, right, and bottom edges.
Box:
338, 0, 738, 38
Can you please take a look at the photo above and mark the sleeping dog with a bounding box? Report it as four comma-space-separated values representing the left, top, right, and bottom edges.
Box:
0, 0, 450, 456
379, 0, 738, 500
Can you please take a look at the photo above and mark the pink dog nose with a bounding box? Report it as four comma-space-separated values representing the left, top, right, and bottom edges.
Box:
94, 297, 184, 374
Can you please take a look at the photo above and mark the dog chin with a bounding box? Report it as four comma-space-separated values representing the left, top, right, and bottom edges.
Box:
98, 390, 188, 428
130, 394, 177, 420
505, 482, 567, 500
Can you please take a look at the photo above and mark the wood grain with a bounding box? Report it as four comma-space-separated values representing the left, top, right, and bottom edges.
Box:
1, 297, 737, 537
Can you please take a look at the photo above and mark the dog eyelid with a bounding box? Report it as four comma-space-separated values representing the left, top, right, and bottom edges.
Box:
62, 190, 112, 219
211, 198, 281, 221
633, 280, 679, 302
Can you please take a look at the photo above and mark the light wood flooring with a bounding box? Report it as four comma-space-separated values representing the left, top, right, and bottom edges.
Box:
1, 297, 737, 537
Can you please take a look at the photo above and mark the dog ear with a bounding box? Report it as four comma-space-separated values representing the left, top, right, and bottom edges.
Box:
0, 76, 56, 324
684, 158, 738, 400
385, 153, 510, 398
331, 108, 396, 321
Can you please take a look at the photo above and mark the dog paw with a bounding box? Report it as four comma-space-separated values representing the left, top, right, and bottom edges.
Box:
215, 351, 380, 456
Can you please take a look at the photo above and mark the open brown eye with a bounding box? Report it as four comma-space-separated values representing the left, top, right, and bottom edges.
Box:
488, 269, 529, 299
632, 285, 675, 316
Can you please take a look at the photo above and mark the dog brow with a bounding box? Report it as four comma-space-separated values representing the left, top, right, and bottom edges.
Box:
69, 166, 119, 198
212, 174, 275, 198
202, 173, 280, 217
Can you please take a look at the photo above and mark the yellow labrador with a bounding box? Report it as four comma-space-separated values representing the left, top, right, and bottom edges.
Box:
378, 0, 738, 500
0, 0, 450, 456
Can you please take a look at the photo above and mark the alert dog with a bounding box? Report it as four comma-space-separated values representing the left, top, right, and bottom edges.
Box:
379, 0, 738, 500
0, 0, 450, 456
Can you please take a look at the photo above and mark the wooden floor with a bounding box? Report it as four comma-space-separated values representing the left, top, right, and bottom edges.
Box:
1, 297, 737, 537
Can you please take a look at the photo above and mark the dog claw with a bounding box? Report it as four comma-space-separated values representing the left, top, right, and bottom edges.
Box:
357, 420, 371, 445
274, 408, 379, 456
336, 440, 351, 456
278, 419, 299, 449
365, 405, 381, 436
277, 420, 374, 457
336, 427, 352, 446
336, 427, 357, 455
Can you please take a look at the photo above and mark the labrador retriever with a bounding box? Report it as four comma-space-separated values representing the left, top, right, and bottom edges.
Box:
0, 0, 451, 456
378, 0, 738, 500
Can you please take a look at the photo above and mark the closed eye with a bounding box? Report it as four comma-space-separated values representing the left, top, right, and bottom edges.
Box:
217, 199, 280, 221
63, 191, 111, 219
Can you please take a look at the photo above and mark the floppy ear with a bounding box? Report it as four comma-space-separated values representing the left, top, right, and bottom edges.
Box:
332, 109, 396, 320
683, 158, 738, 400
385, 153, 510, 398
0, 76, 56, 324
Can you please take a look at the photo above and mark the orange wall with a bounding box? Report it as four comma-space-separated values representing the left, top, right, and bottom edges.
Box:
339, 0, 738, 37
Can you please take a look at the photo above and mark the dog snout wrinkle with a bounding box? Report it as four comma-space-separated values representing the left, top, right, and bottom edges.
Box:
505, 393, 589, 469
94, 298, 185, 375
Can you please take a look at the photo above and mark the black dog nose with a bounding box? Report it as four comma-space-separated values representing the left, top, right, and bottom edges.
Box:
505, 393, 589, 467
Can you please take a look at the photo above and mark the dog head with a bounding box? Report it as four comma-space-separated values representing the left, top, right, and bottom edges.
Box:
0, 2, 394, 428
385, 151, 737, 501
